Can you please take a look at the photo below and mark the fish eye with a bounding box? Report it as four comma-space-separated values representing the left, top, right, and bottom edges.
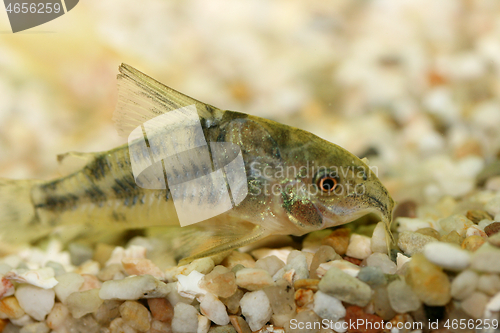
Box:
317, 175, 338, 193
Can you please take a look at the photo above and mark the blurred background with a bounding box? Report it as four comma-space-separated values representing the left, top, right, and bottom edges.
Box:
0, 0, 499, 206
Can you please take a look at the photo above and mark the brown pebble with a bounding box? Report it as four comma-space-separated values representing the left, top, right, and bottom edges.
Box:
462, 235, 486, 252
119, 301, 151, 332
94, 300, 122, 326
343, 256, 362, 266
220, 289, 244, 314
93, 243, 115, 267
405, 254, 451, 306
416, 228, 440, 239
147, 298, 174, 323
485, 222, 500, 237
293, 279, 319, 291
201, 266, 237, 298
309, 245, 340, 279
0, 296, 24, 319
440, 231, 464, 245
122, 258, 164, 279
455, 140, 483, 159
393, 200, 417, 219
466, 210, 493, 224
0, 319, 7, 332
294, 289, 314, 310
345, 306, 384, 333
229, 315, 252, 333
373, 286, 396, 321
321, 228, 350, 256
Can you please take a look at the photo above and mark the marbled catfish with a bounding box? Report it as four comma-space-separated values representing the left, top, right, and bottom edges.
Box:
0, 64, 394, 262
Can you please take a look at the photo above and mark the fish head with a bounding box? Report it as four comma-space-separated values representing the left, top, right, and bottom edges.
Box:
277, 135, 394, 236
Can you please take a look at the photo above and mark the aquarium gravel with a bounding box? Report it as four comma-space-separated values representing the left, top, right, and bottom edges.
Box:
1, 1, 500, 333
0, 192, 499, 333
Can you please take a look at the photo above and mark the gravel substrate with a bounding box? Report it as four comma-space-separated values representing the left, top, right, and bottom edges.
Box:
2, 1, 500, 333
0, 191, 500, 333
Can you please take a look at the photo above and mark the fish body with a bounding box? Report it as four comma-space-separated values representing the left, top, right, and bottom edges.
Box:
0, 64, 394, 262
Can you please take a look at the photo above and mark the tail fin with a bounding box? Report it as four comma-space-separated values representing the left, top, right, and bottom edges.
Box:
0, 178, 47, 246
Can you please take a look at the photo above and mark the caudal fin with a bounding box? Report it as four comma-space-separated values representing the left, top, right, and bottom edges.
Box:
0, 178, 47, 245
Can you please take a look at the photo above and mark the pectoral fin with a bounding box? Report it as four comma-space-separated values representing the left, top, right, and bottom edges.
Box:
151, 216, 267, 265
281, 186, 323, 229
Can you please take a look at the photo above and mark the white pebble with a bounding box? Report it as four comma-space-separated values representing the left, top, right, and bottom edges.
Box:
285, 251, 309, 281
332, 320, 348, 333
54, 273, 85, 304
396, 217, 434, 232
46, 303, 69, 330
477, 274, 500, 296
240, 290, 273, 331
438, 214, 474, 237
485, 196, 500, 217
177, 270, 207, 300
197, 315, 210, 333
485, 292, 500, 318
423, 242, 471, 270
165, 258, 215, 282
255, 255, 285, 277
15, 284, 55, 321
313, 291, 345, 321
317, 260, 360, 278
99, 275, 172, 300
5, 267, 58, 289
366, 253, 397, 274
371, 222, 388, 254
346, 234, 372, 260
105, 245, 147, 266
396, 253, 411, 271
461, 292, 489, 319
65, 289, 103, 319
166, 283, 193, 306
74, 260, 100, 275
236, 268, 273, 291
466, 226, 487, 238
251, 248, 291, 263
19, 322, 50, 333
10, 314, 35, 327
172, 303, 198, 333
451, 270, 478, 300
200, 292, 229, 325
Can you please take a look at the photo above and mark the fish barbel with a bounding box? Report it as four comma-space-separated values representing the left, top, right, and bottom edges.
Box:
0, 64, 394, 262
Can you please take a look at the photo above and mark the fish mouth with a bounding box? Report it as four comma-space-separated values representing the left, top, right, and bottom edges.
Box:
323, 192, 394, 231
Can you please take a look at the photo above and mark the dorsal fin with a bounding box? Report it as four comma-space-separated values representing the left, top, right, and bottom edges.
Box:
113, 64, 221, 137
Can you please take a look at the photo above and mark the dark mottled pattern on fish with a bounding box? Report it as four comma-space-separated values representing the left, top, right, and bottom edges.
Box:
35, 193, 79, 210
86, 155, 111, 181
